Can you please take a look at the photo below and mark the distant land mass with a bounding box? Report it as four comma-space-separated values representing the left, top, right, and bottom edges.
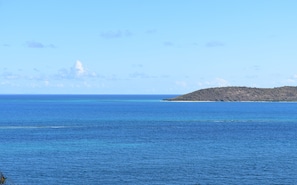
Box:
166, 86, 297, 102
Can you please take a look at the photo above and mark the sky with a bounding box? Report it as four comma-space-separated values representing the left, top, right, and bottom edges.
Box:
0, 0, 297, 94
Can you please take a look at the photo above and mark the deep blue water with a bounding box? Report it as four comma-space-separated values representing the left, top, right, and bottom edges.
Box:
0, 95, 297, 184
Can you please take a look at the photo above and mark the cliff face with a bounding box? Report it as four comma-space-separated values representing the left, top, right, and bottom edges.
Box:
167, 86, 297, 102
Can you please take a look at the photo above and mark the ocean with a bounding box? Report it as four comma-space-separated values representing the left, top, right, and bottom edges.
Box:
0, 95, 297, 185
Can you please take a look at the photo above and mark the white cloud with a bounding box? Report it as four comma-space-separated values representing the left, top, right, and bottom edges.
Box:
0, 61, 102, 93
175, 81, 187, 88
287, 79, 295, 83
215, 78, 230, 87
56, 60, 97, 79
74, 60, 85, 76
195, 78, 231, 89
1, 72, 20, 80
286, 74, 297, 84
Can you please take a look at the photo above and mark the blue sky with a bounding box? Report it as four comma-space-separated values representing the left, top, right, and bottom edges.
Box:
0, 0, 297, 94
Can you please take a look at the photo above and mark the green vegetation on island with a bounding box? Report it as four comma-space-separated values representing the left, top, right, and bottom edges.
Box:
166, 86, 297, 102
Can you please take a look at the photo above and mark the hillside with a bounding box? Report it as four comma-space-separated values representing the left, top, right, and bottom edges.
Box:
166, 86, 297, 102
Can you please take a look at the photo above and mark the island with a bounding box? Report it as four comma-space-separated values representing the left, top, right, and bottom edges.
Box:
165, 86, 297, 102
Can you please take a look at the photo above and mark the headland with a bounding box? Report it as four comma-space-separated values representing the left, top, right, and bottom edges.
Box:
165, 86, 297, 102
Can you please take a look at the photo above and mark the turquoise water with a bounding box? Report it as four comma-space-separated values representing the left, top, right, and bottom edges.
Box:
0, 95, 297, 184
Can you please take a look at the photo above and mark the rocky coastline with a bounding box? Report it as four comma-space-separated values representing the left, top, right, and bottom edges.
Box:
166, 86, 297, 102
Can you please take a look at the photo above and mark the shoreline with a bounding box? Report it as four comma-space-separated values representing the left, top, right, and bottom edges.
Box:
163, 100, 297, 103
